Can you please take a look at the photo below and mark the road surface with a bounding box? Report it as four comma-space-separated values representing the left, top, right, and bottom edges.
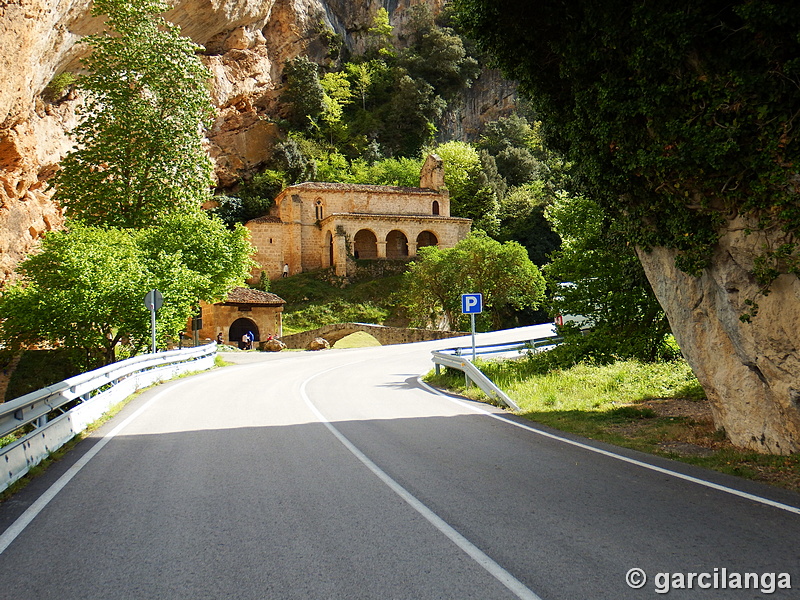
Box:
0, 325, 798, 599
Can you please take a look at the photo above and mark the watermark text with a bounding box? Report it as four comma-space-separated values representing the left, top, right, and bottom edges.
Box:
626, 567, 792, 594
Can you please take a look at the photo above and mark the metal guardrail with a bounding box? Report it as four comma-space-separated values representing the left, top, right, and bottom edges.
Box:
0, 344, 217, 492
431, 334, 562, 412
438, 335, 563, 360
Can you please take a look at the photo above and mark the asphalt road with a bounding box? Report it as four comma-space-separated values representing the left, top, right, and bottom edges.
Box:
0, 325, 799, 599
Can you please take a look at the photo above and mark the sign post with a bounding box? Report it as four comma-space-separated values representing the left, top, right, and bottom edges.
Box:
143, 289, 163, 354
461, 293, 483, 361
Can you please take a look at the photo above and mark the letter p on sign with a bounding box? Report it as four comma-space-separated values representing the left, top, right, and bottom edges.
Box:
462, 293, 483, 314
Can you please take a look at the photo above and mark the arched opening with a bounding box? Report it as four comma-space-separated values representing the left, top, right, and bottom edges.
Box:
229, 318, 259, 348
315, 199, 324, 220
353, 229, 378, 259
416, 230, 438, 249
386, 230, 409, 259
432, 200, 440, 215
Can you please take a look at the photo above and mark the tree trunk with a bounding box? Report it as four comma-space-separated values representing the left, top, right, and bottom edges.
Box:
636, 217, 800, 454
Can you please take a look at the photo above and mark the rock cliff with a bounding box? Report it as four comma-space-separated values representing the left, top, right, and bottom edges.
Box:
0, 0, 468, 281
638, 220, 800, 454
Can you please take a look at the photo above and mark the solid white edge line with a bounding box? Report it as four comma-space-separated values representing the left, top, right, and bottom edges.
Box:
0, 374, 209, 555
299, 363, 543, 600
416, 377, 800, 517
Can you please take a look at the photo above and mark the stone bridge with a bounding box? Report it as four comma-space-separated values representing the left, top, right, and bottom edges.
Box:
278, 323, 467, 350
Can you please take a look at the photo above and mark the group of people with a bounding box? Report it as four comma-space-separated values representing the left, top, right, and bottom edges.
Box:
215, 331, 275, 350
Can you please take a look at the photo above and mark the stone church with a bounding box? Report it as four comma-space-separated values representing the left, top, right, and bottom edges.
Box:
245, 154, 472, 279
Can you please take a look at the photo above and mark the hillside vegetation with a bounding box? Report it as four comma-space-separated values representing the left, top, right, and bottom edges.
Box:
269, 268, 408, 335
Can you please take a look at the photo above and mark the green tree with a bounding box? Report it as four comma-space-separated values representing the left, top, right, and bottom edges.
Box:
0, 215, 254, 368
400, 5, 480, 102
55, 0, 214, 228
544, 193, 674, 362
365, 7, 395, 58
281, 56, 326, 131
433, 141, 499, 232
497, 184, 560, 267
404, 231, 545, 330
3, 0, 255, 368
453, 0, 800, 285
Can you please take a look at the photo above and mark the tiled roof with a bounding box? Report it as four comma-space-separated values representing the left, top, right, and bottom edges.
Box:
222, 287, 285, 305
285, 181, 440, 194
248, 215, 282, 223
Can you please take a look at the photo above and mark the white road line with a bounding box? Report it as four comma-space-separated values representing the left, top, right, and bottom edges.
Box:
299, 364, 543, 600
416, 377, 800, 517
0, 374, 208, 555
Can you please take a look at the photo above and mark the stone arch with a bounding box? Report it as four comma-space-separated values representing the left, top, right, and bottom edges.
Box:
432, 200, 440, 215
386, 230, 409, 259
353, 229, 378, 259
416, 230, 438, 249
229, 317, 259, 344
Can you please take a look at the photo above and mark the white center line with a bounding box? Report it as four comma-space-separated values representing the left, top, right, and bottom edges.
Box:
299, 362, 543, 600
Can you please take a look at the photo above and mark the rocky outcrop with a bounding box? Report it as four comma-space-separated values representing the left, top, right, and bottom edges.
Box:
638, 218, 800, 454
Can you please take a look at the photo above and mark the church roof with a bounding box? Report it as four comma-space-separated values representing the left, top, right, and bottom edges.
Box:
284, 181, 441, 195
221, 287, 285, 306
248, 215, 282, 224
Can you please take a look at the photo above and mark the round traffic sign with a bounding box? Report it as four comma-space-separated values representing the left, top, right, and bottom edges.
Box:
144, 289, 163, 310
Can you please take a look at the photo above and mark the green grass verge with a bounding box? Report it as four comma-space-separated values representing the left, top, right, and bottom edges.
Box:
332, 331, 382, 349
425, 357, 800, 491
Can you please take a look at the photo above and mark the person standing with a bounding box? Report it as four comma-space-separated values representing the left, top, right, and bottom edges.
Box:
282, 263, 289, 277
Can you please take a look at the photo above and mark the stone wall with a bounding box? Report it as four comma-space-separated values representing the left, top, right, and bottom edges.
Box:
280, 323, 467, 349
195, 302, 283, 343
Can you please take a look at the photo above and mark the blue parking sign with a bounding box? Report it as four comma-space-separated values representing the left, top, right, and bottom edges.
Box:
461, 293, 483, 314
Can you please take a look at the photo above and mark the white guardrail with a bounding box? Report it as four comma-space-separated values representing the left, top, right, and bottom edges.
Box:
431, 334, 562, 412
0, 344, 217, 492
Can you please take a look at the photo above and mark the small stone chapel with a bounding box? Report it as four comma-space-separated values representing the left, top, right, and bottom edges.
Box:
245, 154, 472, 279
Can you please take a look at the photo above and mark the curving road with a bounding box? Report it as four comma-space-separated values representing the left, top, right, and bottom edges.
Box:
0, 325, 799, 599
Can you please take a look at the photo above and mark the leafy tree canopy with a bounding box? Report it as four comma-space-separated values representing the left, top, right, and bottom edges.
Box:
8, 0, 255, 367
454, 1, 800, 283
55, 0, 214, 228
544, 193, 675, 363
432, 141, 500, 232
0, 216, 253, 368
403, 231, 545, 331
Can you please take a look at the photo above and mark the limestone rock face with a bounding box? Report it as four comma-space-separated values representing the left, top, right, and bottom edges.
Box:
638, 218, 800, 454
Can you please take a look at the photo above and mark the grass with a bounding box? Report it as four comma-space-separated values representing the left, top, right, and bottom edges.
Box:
426, 357, 800, 492
332, 331, 382, 348
270, 269, 407, 334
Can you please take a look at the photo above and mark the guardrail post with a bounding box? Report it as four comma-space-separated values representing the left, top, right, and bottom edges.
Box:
435, 363, 440, 376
